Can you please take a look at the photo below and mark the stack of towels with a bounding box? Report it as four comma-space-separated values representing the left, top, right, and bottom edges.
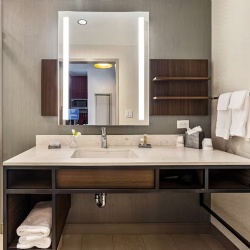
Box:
16, 201, 52, 249
216, 90, 250, 140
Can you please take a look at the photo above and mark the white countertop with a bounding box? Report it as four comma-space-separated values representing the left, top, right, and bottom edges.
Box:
3, 146, 250, 166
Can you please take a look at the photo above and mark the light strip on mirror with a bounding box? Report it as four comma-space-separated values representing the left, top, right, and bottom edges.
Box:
63, 16, 69, 120
138, 17, 144, 120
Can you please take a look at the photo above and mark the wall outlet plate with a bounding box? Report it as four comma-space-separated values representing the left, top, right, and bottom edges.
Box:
177, 120, 189, 129
125, 109, 133, 118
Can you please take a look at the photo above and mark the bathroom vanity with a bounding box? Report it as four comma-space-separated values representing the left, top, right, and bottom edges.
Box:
3, 144, 250, 250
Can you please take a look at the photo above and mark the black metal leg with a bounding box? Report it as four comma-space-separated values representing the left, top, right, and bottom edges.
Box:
200, 193, 250, 248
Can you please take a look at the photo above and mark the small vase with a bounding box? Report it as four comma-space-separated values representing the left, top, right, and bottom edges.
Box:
70, 136, 77, 148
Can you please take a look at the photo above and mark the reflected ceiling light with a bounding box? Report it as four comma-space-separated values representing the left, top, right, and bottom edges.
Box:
138, 17, 144, 121
63, 16, 69, 120
94, 63, 113, 69
78, 19, 87, 25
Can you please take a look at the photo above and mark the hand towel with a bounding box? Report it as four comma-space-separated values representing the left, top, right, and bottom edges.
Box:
17, 201, 52, 239
217, 92, 232, 111
228, 90, 248, 109
229, 91, 249, 137
216, 92, 232, 140
17, 234, 52, 249
245, 94, 250, 139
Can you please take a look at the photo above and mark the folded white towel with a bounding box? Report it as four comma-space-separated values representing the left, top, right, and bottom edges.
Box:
216, 93, 232, 140
17, 234, 52, 249
228, 90, 248, 109
217, 92, 232, 110
17, 201, 52, 239
229, 91, 249, 138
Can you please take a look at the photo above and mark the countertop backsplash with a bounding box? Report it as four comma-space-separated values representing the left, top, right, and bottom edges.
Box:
36, 135, 180, 147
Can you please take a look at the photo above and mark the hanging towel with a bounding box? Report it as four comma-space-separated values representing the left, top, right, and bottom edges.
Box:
17, 201, 52, 239
216, 92, 232, 140
17, 234, 52, 249
246, 95, 250, 139
228, 90, 248, 109
229, 90, 249, 138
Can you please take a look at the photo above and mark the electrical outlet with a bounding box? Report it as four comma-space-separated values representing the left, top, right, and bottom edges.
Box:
125, 109, 133, 118
177, 120, 189, 129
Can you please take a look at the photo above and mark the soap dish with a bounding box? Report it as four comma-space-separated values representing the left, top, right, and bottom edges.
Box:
138, 144, 152, 148
48, 145, 61, 149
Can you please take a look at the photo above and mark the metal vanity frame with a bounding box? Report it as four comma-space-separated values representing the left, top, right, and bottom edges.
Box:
3, 164, 250, 250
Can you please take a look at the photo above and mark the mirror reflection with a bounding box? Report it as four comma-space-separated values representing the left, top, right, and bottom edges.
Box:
60, 61, 118, 125
58, 11, 149, 126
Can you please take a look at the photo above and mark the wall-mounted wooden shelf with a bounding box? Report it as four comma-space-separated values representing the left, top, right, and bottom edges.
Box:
153, 77, 211, 81
153, 96, 211, 100
41, 59, 58, 116
150, 59, 210, 116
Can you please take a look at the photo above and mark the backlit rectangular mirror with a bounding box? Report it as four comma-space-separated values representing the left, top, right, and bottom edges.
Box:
58, 11, 149, 125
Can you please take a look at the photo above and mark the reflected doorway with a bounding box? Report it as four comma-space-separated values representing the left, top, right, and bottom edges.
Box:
95, 94, 112, 125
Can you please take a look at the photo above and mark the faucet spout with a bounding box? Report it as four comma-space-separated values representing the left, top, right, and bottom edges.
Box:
101, 127, 107, 148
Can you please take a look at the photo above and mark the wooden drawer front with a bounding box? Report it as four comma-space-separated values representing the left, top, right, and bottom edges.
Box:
56, 170, 155, 189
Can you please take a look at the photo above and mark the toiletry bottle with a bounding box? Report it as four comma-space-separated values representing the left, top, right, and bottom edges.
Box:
140, 138, 144, 145
143, 134, 147, 145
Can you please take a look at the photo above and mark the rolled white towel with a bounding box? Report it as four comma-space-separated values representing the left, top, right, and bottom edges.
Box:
17, 201, 52, 239
17, 234, 52, 249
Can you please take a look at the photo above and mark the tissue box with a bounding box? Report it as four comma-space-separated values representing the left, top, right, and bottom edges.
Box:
184, 132, 205, 149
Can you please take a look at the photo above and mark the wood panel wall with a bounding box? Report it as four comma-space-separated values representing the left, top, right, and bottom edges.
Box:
150, 59, 209, 116
41, 59, 58, 116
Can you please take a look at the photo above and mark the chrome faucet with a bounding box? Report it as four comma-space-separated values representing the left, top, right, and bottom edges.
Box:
101, 127, 107, 148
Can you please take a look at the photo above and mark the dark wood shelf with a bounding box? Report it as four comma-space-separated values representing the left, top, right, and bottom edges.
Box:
153, 76, 211, 81
8, 180, 52, 189
153, 96, 211, 100
209, 179, 250, 189
7, 170, 52, 189
159, 181, 203, 189
150, 59, 209, 116
209, 169, 250, 189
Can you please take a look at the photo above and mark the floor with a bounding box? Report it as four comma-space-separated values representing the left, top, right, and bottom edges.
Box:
61, 234, 225, 250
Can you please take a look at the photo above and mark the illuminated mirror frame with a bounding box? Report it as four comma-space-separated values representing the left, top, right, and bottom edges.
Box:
59, 12, 149, 125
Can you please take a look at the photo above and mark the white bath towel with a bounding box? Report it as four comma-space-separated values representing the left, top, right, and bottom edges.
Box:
229, 90, 249, 138
228, 90, 248, 109
245, 94, 250, 139
17, 201, 52, 239
17, 234, 52, 249
216, 92, 232, 140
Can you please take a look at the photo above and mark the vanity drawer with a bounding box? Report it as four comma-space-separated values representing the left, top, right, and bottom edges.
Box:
56, 170, 155, 189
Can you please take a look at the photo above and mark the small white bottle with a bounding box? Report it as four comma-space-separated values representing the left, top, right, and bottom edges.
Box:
143, 134, 148, 145
140, 138, 144, 145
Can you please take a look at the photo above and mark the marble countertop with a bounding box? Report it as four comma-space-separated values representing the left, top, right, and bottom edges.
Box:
3, 145, 250, 166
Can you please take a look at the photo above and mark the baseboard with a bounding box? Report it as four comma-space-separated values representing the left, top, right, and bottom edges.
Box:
64, 223, 210, 235
211, 224, 239, 250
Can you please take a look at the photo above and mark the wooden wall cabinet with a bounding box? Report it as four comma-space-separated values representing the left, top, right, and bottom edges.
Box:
150, 59, 210, 116
41, 59, 58, 116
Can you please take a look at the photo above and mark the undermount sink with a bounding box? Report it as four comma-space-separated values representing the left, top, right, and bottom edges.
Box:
71, 148, 139, 159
